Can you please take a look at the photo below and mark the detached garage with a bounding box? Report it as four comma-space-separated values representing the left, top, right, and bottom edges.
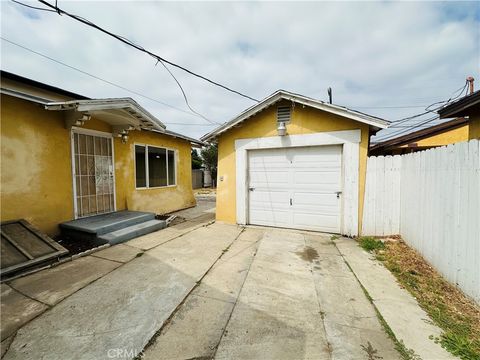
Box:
201, 90, 389, 236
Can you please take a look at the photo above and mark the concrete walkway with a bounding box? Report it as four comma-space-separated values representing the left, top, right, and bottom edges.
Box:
2, 201, 447, 360
1, 200, 216, 359
143, 228, 400, 360
335, 237, 456, 360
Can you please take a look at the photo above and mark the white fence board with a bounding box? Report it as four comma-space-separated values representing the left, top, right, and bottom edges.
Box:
362, 140, 480, 303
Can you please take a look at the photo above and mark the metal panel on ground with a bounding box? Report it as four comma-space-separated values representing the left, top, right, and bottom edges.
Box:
1, 220, 68, 276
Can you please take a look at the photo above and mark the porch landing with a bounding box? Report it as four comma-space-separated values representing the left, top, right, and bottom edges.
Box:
60, 211, 166, 245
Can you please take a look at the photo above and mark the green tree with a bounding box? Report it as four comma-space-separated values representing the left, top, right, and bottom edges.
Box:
201, 144, 218, 187
191, 149, 202, 169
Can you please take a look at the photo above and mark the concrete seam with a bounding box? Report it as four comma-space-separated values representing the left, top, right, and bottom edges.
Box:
304, 234, 333, 359
332, 239, 420, 360
210, 229, 259, 359
1, 332, 17, 359
136, 226, 246, 359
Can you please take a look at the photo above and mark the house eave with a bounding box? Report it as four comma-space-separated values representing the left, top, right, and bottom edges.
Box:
44, 98, 166, 132
201, 90, 390, 142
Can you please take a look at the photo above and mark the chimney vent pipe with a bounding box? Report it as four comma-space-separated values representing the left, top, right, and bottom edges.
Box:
467, 76, 474, 94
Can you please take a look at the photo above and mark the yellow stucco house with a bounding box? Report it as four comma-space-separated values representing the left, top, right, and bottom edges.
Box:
438, 89, 480, 140
369, 117, 469, 156
201, 90, 390, 237
1, 71, 202, 237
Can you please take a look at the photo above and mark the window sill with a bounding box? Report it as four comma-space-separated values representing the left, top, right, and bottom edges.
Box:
135, 185, 177, 190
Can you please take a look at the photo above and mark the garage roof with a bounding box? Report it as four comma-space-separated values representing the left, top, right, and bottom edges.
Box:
201, 90, 390, 142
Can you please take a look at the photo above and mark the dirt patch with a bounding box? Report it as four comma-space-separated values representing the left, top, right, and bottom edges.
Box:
375, 239, 480, 359
296, 246, 319, 263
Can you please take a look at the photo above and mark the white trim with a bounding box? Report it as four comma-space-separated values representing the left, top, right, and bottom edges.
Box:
133, 142, 178, 190
201, 90, 389, 142
45, 98, 166, 131
70, 131, 78, 218
235, 129, 360, 236
71, 126, 113, 138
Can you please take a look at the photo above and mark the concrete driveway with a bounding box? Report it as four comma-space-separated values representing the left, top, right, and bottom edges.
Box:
2, 203, 400, 359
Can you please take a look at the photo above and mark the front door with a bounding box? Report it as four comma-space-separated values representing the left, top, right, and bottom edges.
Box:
72, 130, 115, 218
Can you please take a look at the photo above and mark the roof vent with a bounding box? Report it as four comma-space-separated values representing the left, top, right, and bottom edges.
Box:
277, 106, 291, 123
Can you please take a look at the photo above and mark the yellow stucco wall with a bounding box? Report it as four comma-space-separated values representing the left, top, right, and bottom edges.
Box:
216, 103, 370, 235
468, 116, 480, 140
1, 95, 195, 235
398, 124, 469, 148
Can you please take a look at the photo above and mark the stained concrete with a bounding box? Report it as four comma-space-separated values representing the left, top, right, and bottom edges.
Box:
3, 223, 242, 360
335, 237, 456, 360
8, 255, 121, 306
91, 244, 143, 263
214, 230, 332, 360
0, 284, 48, 341
142, 228, 259, 360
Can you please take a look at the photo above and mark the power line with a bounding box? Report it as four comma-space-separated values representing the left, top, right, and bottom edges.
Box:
351, 105, 427, 109
155, 58, 219, 125
373, 115, 441, 143
1, 37, 217, 126
387, 81, 468, 128
33, 0, 260, 103
10, 0, 56, 12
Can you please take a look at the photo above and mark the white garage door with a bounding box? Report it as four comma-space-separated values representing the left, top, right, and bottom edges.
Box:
248, 145, 342, 233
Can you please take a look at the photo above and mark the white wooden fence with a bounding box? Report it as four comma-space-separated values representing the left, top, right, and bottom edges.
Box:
362, 140, 480, 303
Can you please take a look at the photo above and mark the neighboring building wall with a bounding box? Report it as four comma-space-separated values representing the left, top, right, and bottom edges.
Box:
469, 116, 480, 139
398, 124, 468, 148
216, 103, 370, 234
1, 95, 195, 235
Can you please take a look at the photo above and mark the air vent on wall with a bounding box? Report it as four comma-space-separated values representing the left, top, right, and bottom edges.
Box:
277, 106, 291, 123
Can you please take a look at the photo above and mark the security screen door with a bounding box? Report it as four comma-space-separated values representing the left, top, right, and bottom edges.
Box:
72, 131, 115, 218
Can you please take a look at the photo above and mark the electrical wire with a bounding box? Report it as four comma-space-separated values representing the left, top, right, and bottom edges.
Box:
10, 0, 56, 12
386, 81, 468, 130
373, 115, 441, 143
155, 59, 220, 125
32, 0, 260, 103
1, 37, 217, 126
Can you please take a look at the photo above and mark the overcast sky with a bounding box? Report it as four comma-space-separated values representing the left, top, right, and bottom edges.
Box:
1, 1, 479, 140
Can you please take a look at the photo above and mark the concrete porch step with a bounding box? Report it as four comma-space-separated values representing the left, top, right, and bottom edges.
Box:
60, 211, 156, 236
97, 219, 167, 245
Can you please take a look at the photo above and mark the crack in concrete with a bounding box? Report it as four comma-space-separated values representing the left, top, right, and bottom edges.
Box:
136, 226, 247, 359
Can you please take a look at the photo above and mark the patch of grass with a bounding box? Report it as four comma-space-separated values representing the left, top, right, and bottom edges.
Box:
358, 236, 385, 252
375, 240, 480, 360
330, 235, 339, 241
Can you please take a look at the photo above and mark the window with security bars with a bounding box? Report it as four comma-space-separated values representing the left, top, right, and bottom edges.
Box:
135, 145, 176, 188
73, 132, 115, 218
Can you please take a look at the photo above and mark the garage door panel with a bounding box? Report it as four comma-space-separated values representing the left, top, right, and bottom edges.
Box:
249, 209, 290, 227
248, 145, 342, 233
293, 171, 340, 187
249, 190, 290, 211
293, 192, 338, 208
249, 170, 289, 186
293, 213, 339, 232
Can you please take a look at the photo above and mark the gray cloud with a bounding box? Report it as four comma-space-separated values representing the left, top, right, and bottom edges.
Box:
1, 1, 478, 140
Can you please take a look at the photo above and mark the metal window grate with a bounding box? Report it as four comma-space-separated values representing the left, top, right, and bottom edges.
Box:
277, 106, 291, 123
73, 133, 115, 218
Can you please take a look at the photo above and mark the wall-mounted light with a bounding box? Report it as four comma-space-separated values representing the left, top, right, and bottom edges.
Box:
121, 134, 129, 143
277, 121, 287, 136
